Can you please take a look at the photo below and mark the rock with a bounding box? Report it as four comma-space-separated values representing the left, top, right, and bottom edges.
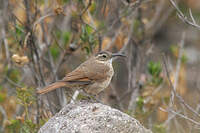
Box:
38, 101, 152, 133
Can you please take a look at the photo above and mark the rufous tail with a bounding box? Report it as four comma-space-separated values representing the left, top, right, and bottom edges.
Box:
37, 82, 67, 95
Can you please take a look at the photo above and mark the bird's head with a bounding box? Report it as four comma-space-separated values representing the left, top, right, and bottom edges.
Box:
95, 51, 126, 63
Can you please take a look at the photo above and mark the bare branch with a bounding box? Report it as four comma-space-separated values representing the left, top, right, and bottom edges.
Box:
189, 8, 197, 25
33, 13, 55, 31
0, 105, 7, 132
173, 32, 185, 96
160, 107, 200, 127
80, 0, 92, 17
162, 54, 200, 118
4, 76, 23, 88
1, 28, 10, 68
169, 0, 200, 30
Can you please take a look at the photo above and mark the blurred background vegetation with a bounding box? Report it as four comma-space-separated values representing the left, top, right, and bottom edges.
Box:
0, 0, 200, 132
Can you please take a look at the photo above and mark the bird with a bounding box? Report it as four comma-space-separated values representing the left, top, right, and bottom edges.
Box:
37, 51, 126, 95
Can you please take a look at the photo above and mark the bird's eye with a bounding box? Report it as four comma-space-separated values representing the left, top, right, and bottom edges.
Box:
102, 54, 107, 58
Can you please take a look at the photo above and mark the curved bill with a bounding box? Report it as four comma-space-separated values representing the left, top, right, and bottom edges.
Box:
111, 53, 126, 58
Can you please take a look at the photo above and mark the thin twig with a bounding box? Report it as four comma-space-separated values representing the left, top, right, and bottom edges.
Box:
11, 12, 25, 26
2, 29, 10, 68
173, 32, 185, 95
189, 8, 197, 25
70, 90, 79, 103
79, 0, 96, 30
93, 0, 144, 36
162, 54, 200, 118
160, 107, 200, 127
107, 0, 144, 33
80, 0, 92, 17
5, 76, 23, 88
169, 0, 200, 30
0, 105, 7, 132
174, 32, 192, 131
32, 13, 55, 32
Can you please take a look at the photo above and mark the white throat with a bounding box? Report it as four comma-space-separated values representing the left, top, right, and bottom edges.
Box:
109, 58, 113, 64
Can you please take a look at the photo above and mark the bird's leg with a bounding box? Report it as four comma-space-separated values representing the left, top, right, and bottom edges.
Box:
91, 95, 102, 103
79, 90, 102, 103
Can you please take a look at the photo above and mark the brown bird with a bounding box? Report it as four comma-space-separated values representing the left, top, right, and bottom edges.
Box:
37, 51, 125, 95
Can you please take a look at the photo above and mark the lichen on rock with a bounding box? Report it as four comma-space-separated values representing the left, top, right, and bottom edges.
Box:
38, 101, 152, 133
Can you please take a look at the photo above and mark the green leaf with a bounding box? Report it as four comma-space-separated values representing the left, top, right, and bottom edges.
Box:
6, 119, 21, 133
148, 61, 162, 77
15, 24, 24, 37
163, 96, 170, 104
84, 46, 90, 54
77, 0, 83, 4
152, 77, 163, 86
82, 24, 93, 36
148, 61, 163, 85
0, 86, 3, 91
23, 120, 37, 133
169, 44, 178, 54
50, 44, 60, 60
90, 2, 96, 14
63, 0, 69, 3
85, 24, 93, 34
0, 92, 6, 103
136, 96, 144, 111
98, 21, 105, 29
55, 30, 62, 39
89, 35, 94, 44
7, 68, 20, 83
153, 124, 166, 133
62, 31, 71, 45
80, 24, 96, 54
181, 54, 187, 63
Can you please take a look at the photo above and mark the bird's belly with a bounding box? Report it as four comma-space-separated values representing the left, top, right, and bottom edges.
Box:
83, 63, 114, 95
85, 74, 113, 95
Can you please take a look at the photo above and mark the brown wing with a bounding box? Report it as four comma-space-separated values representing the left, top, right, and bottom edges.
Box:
63, 66, 89, 82
62, 57, 109, 83
62, 58, 93, 84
